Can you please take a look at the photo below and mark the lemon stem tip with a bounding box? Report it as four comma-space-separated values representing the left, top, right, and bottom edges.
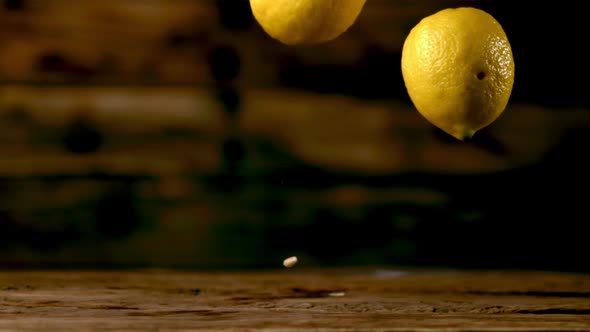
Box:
450, 131, 475, 142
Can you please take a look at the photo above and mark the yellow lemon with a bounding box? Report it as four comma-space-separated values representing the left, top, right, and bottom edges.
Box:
249, 0, 367, 45
401, 7, 515, 140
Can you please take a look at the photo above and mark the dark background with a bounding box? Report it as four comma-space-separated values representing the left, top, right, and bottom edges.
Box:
0, 0, 588, 272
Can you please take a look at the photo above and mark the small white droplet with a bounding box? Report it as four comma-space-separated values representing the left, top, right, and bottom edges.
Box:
283, 256, 298, 268
328, 292, 346, 297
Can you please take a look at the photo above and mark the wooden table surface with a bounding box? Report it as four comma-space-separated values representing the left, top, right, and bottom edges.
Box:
0, 268, 589, 331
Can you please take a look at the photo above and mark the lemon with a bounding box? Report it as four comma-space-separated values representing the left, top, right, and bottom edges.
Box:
249, 0, 367, 45
401, 7, 515, 140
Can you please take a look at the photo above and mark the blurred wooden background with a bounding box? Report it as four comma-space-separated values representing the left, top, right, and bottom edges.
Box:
0, 0, 588, 271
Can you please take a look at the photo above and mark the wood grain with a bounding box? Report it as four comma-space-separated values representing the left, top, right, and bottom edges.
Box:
0, 269, 589, 331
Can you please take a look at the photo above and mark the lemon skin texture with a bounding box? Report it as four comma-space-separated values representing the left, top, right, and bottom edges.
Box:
401, 7, 515, 140
250, 0, 367, 45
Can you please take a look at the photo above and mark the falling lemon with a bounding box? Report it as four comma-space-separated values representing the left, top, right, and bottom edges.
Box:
401, 7, 515, 140
249, 0, 367, 45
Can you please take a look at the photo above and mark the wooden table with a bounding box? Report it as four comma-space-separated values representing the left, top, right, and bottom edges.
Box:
1, 268, 589, 331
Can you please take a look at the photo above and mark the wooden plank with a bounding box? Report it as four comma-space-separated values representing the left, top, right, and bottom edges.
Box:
1, 85, 589, 176
0, 85, 227, 176
0, 0, 218, 84
0, 269, 589, 331
0, 0, 446, 85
